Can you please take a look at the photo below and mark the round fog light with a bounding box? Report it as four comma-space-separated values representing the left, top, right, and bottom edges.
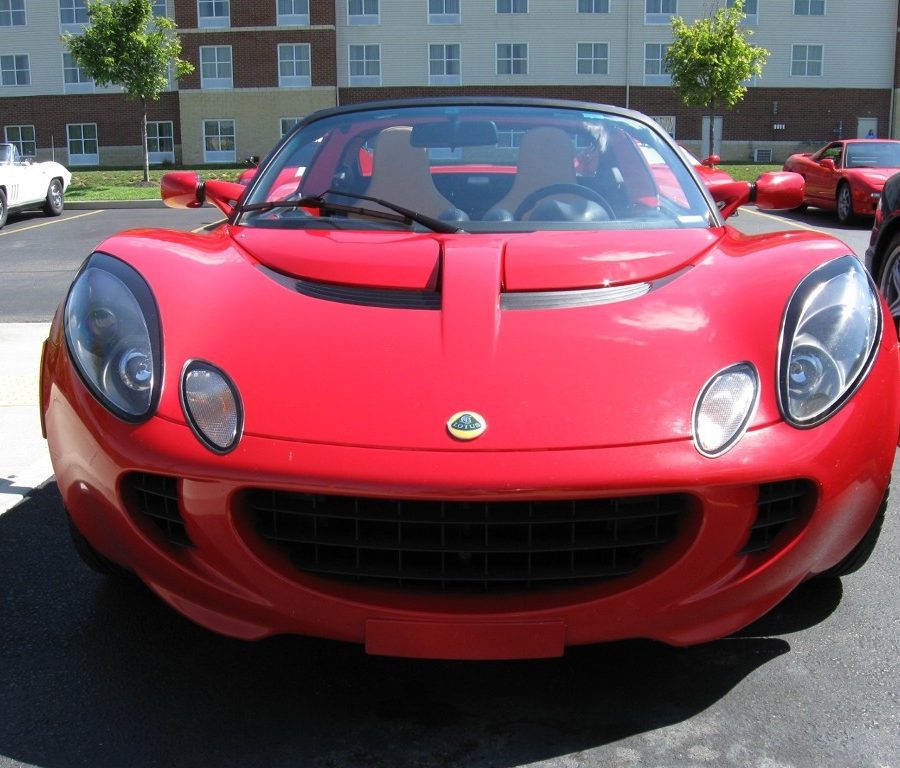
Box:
693, 362, 759, 458
181, 360, 242, 453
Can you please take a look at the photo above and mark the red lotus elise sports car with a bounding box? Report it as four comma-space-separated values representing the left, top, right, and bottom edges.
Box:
41, 99, 900, 660
783, 139, 900, 224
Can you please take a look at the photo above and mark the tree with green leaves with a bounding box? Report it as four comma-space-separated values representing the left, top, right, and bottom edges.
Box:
63, 0, 193, 181
666, 0, 769, 159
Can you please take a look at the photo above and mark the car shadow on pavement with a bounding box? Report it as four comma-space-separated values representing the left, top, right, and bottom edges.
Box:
0, 484, 842, 768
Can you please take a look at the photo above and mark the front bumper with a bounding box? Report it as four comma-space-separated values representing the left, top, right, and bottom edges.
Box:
43, 333, 900, 659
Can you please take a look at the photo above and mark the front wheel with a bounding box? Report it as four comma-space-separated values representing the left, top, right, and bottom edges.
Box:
876, 233, 900, 330
0, 188, 7, 229
43, 178, 64, 216
836, 183, 855, 224
816, 489, 887, 579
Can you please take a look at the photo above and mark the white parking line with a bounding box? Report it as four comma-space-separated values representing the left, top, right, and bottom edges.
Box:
0, 209, 104, 237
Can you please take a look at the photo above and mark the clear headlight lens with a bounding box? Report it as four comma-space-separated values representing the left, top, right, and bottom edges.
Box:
779, 256, 881, 427
693, 363, 759, 457
64, 253, 161, 421
181, 361, 242, 453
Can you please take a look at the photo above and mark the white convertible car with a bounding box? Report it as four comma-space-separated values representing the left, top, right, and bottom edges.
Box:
0, 143, 71, 229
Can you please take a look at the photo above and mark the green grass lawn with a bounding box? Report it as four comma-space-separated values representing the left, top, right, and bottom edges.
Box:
64, 167, 245, 201
64, 163, 783, 201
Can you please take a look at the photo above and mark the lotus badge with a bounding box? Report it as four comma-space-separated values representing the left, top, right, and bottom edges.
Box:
447, 411, 486, 441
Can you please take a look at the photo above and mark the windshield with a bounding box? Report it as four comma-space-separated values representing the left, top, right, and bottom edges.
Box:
845, 141, 900, 169
239, 102, 713, 233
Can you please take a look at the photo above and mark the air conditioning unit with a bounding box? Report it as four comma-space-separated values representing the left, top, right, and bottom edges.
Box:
754, 148, 773, 163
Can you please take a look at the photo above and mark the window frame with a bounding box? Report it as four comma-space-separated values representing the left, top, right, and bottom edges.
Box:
496, 42, 528, 75
197, 0, 229, 28
428, 0, 460, 24
199, 45, 234, 89
278, 43, 312, 88
63, 52, 94, 93
0, 0, 26, 26
348, 43, 381, 86
577, 0, 609, 12
4, 125, 36, 157
277, 0, 310, 25
347, 0, 379, 25
66, 122, 99, 166
59, 0, 88, 31
576, 41, 609, 75
497, 0, 527, 12
794, 0, 825, 15
147, 120, 175, 164
0, 54, 30, 87
202, 118, 236, 163
791, 43, 823, 77
428, 42, 461, 85
644, 42, 672, 84
645, 0, 676, 24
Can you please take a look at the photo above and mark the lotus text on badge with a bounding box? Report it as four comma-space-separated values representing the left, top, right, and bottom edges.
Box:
447, 411, 486, 441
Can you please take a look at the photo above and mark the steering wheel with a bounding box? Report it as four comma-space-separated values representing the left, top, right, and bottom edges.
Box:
514, 183, 615, 221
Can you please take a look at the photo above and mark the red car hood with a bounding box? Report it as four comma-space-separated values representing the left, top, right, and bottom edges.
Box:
104, 226, 850, 452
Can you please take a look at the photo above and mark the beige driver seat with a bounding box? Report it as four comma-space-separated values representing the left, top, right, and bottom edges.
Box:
363, 126, 458, 218
489, 126, 578, 216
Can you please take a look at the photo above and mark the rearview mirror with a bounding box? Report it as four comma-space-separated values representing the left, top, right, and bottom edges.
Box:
410, 120, 498, 148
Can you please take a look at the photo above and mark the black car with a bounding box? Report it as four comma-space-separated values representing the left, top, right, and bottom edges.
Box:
866, 170, 900, 326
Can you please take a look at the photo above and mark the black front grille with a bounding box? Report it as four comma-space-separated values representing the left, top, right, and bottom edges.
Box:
243, 490, 688, 591
742, 479, 814, 554
123, 473, 192, 547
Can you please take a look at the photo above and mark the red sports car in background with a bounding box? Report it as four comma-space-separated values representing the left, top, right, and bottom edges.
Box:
783, 139, 900, 224
41, 98, 898, 660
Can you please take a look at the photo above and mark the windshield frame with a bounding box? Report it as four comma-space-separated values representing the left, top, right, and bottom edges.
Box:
235, 97, 722, 233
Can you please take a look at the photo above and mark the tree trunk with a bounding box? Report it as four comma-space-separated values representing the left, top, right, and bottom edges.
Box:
141, 99, 150, 183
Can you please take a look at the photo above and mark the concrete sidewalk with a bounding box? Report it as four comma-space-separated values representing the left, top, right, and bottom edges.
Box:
0, 322, 53, 515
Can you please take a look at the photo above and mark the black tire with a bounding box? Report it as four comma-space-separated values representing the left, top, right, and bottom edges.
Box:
67, 514, 131, 578
43, 177, 64, 216
876, 232, 900, 330
0, 188, 7, 230
817, 489, 887, 579
836, 182, 856, 225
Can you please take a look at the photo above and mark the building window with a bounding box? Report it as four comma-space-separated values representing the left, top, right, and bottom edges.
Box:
645, 0, 675, 23
727, 0, 757, 23
278, 43, 311, 87
497, 0, 527, 12
794, 0, 825, 14
277, 0, 309, 25
577, 0, 609, 12
63, 52, 93, 93
348, 0, 378, 24
151, 0, 167, 17
0, 54, 29, 86
67, 123, 98, 165
497, 128, 525, 148
644, 42, 671, 83
496, 43, 527, 75
348, 44, 381, 85
791, 44, 823, 76
147, 121, 174, 163
198, 0, 229, 28
280, 117, 301, 137
5, 125, 36, 157
428, 0, 459, 24
203, 119, 235, 163
59, 0, 88, 27
0, 0, 26, 26
576, 42, 609, 75
429, 43, 461, 85
200, 46, 233, 89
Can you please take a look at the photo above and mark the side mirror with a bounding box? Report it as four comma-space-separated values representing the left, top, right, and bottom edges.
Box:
161, 171, 246, 217
701, 155, 721, 167
708, 172, 805, 219
753, 171, 805, 211
820, 158, 836, 171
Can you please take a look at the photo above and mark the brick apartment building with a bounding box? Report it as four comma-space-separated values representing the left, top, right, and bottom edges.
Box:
1, 0, 898, 167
